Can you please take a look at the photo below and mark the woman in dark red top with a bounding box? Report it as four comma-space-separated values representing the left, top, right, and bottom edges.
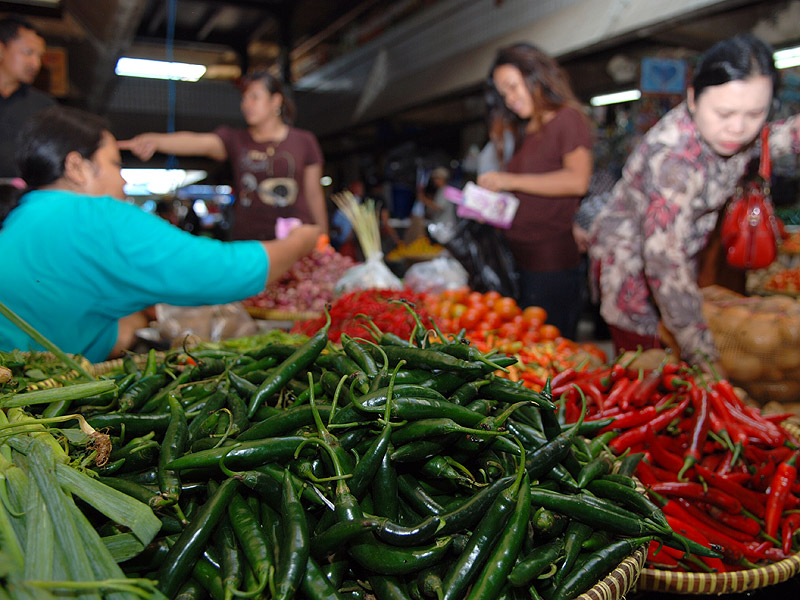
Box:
478, 43, 592, 340
120, 71, 327, 241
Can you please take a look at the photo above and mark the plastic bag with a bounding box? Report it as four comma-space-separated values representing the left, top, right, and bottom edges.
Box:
334, 255, 404, 295
154, 302, 259, 346
430, 218, 520, 299
404, 257, 469, 295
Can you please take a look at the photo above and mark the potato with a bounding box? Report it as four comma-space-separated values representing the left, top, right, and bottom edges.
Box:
618, 349, 677, 371
777, 347, 800, 370
737, 313, 782, 355
721, 349, 762, 382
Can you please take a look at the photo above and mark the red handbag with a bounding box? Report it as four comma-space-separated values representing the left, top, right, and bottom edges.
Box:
720, 127, 782, 270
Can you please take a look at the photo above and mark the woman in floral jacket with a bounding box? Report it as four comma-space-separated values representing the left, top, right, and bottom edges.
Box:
589, 34, 800, 373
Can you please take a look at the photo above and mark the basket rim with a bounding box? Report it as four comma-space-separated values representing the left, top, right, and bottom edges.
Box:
636, 421, 800, 594
243, 306, 322, 321
636, 552, 800, 595
576, 544, 647, 600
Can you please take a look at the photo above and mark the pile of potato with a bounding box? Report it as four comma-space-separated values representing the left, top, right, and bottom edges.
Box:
702, 285, 800, 404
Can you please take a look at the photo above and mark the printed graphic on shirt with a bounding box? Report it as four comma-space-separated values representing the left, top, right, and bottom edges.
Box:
237, 148, 297, 208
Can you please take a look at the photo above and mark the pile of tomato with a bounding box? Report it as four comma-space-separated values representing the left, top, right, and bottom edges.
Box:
764, 267, 800, 294
423, 287, 607, 391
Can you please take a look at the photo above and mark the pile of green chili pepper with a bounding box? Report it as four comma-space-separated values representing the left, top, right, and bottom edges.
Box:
0, 308, 719, 600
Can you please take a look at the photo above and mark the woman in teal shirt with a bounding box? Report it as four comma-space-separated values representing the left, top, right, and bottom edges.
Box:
0, 106, 320, 362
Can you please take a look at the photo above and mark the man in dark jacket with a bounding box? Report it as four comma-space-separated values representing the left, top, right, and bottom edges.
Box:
0, 16, 54, 179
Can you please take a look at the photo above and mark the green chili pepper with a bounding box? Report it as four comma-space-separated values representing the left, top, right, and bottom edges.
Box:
228, 491, 272, 596
119, 373, 168, 412
157, 477, 240, 598
166, 436, 308, 471
301, 555, 347, 600
508, 538, 564, 588
549, 536, 651, 600
441, 443, 526, 600
247, 310, 330, 418
158, 394, 189, 506
274, 469, 310, 600
348, 536, 453, 576
463, 473, 531, 600
216, 513, 243, 600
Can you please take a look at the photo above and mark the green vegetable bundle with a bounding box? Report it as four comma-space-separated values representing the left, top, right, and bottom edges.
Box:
0, 308, 718, 600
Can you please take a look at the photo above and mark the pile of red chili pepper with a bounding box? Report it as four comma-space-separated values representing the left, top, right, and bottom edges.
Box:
291, 288, 432, 344
552, 359, 800, 572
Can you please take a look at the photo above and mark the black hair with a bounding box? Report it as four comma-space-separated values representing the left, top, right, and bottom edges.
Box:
16, 105, 109, 189
0, 16, 42, 44
239, 69, 296, 125
692, 34, 779, 100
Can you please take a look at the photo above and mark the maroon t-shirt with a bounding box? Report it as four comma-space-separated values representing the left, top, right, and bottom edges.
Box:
215, 126, 324, 240
503, 107, 591, 271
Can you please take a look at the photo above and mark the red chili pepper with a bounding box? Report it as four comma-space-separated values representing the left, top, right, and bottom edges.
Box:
719, 472, 751, 485
781, 512, 800, 554
676, 500, 754, 543
663, 513, 727, 572
752, 460, 777, 493
707, 389, 748, 465
649, 436, 686, 474
765, 451, 799, 539
678, 388, 710, 481
609, 423, 654, 454
765, 546, 790, 562
640, 458, 678, 483
664, 500, 759, 564
550, 367, 577, 389
650, 481, 742, 514
706, 506, 761, 537
693, 464, 766, 519
700, 452, 724, 471
600, 405, 657, 433
603, 377, 632, 411
764, 413, 796, 424
629, 365, 667, 408
662, 374, 690, 392
648, 540, 680, 568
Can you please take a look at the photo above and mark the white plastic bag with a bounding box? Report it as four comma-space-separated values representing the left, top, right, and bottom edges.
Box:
334, 255, 404, 295
404, 257, 468, 295
154, 302, 259, 346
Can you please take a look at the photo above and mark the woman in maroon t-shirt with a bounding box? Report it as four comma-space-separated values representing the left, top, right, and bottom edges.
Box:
477, 43, 592, 340
119, 71, 327, 241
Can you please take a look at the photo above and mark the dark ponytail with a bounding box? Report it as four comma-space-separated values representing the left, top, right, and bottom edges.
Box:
16, 106, 109, 190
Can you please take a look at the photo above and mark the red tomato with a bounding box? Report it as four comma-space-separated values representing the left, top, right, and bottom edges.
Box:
483, 290, 502, 307
482, 311, 503, 330
539, 324, 560, 341
494, 297, 521, 321
460, 309, 484, 330
523, 306, 547, 324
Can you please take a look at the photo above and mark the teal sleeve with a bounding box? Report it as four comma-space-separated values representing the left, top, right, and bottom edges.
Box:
86, 197, 268, 313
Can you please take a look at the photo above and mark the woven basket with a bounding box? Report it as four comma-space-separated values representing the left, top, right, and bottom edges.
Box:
576, 544, 647, 600
636, 421, 800, 594
244, 306, 322, 321
90, 352, 166, 377
19, 352, 93, 390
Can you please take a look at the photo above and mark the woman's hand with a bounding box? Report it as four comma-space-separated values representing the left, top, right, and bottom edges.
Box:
118, 134, 160, 161
572, 223, 590, 253
477, 171, 507, 192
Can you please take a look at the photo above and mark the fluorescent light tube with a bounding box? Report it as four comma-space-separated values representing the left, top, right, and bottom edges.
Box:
590, 89, 642, 107
115, 57, 207, 81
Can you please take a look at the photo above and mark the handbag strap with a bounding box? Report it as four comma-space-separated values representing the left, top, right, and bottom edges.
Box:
759, 126, 771, 180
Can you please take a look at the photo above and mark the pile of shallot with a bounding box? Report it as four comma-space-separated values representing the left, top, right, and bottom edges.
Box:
242, 247, 356, 313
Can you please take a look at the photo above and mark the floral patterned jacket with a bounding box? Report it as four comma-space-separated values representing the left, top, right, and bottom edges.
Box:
589, 103, 800, 364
